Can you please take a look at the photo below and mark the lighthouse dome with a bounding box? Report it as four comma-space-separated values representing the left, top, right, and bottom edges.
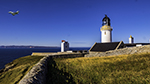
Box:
102, 14, 111, 26
102, 15, 110, 22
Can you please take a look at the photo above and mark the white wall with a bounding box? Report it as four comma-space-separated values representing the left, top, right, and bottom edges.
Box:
61, 42, 69, 52
101, 30, 112, 43
129, 38, 134, 44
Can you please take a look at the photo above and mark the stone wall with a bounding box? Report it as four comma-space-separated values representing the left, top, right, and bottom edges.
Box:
31, 52, 87, 57
19, 53, 85, 84
85, 45, 150, 57
19, 56, 50, 84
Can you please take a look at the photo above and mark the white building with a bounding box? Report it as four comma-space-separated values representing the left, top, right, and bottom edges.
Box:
129, 35, 134, 44
100, 15, 113, 43
61, 40, 69, 52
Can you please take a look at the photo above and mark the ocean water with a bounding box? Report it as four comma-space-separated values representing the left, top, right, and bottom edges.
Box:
0, 47, 90, 70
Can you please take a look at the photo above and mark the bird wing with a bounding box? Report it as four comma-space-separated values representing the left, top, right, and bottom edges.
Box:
8, 11, 14, 14
16, 11, 19, 13
15, 11, 19, 14
14, 11, 19, 15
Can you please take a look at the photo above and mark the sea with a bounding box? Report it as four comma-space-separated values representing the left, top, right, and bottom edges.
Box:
0, 47, 90, 70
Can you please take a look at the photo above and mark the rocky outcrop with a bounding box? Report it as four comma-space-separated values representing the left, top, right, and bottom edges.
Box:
85, 45, 150, 57
0, 62, 15, 73
4, 64, 15, 72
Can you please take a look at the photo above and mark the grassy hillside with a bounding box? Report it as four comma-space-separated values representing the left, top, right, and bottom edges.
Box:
0, 55, 43, 84
47, 53, 150, 84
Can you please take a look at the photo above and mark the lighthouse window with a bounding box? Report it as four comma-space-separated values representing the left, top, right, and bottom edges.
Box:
104, 32, 106, 35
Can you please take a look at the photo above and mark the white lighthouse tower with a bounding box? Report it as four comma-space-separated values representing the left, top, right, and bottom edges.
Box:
61, 40, 69, 52
100, 15, 113, 43
129, 35, 134, 44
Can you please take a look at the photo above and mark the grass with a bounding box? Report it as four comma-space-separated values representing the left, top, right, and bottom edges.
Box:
47, 53, 150, 84
0, 55, 44, 84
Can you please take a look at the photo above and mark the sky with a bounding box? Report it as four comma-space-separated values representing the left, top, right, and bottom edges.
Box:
0, 0, 150, 47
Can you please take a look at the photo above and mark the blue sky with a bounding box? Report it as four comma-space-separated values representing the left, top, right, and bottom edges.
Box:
0, 0, 150, 47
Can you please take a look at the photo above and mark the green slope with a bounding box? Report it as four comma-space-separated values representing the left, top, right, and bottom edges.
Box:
47, 53, 150, 84
0, 55, 43, 84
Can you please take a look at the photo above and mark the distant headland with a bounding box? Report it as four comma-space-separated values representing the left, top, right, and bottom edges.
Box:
0, 45, 59, 49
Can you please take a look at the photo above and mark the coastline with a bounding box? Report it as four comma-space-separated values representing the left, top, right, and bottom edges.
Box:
1, 44, 150, 83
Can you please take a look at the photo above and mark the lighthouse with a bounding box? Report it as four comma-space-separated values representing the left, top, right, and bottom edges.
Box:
100, 15, 113, 43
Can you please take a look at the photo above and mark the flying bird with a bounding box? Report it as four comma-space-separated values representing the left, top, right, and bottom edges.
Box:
8, 10, 19, 16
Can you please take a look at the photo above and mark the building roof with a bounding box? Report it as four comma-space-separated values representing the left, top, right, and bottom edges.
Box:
89, 41, 124, 52
125, 43, 150, 47
129, 35, 133, 38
